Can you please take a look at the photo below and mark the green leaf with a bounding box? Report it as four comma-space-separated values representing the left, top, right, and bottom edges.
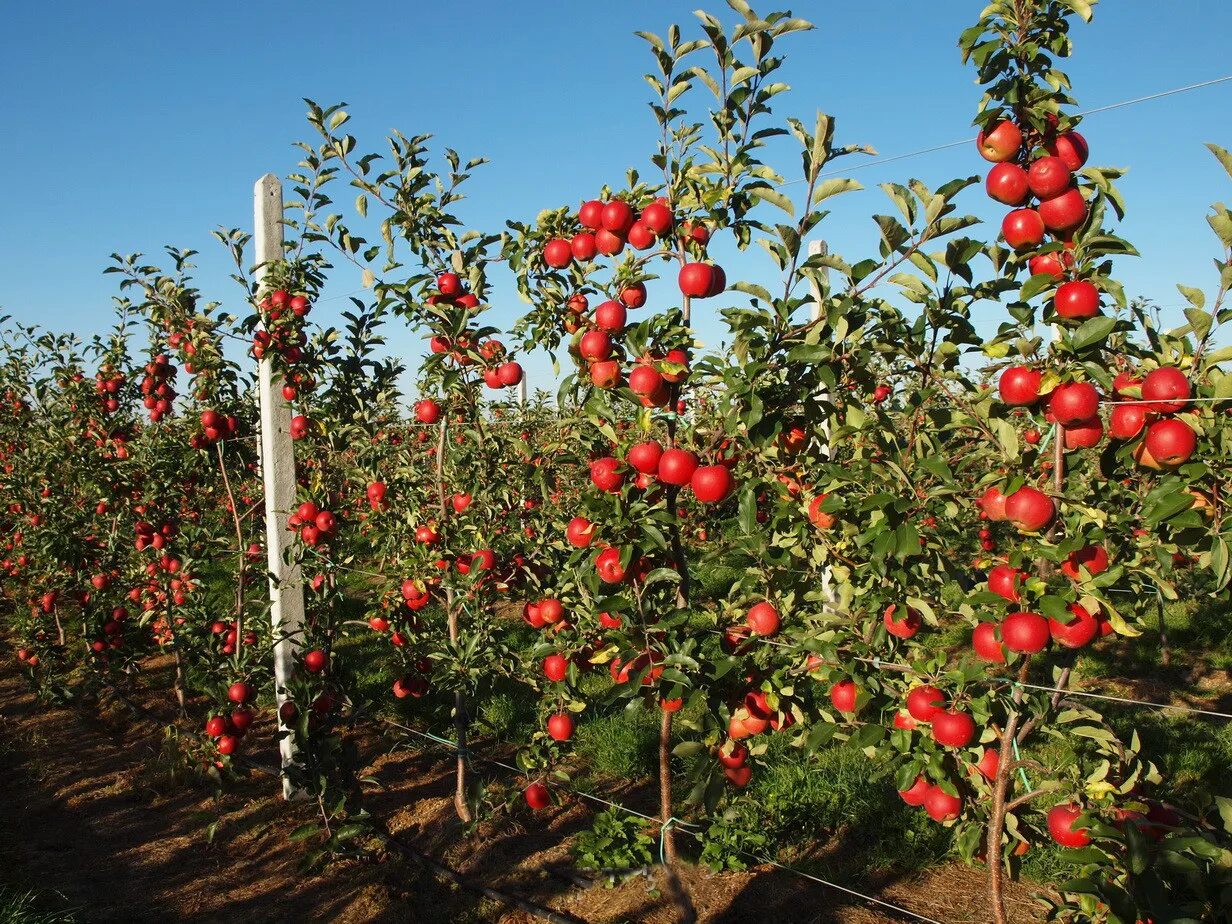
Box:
1207, 143, 1232, 181
1068, 315, 1117, 350
748, 186, 795, 216
812, 178, 862, 204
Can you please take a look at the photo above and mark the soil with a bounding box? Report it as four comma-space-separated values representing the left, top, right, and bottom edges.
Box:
0, 662, 1044, 924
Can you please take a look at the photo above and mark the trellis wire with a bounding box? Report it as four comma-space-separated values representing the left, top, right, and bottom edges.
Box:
380, 717, 946, 924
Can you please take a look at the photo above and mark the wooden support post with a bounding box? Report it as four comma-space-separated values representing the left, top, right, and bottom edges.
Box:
254, 173, 307, 800
517, 375, 527, 407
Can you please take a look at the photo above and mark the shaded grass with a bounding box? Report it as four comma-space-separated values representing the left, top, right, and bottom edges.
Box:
747, 736, 953, 877
0, 885, 76, 924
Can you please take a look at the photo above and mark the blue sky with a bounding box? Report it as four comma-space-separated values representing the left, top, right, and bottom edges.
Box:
2, 1, 1230, 393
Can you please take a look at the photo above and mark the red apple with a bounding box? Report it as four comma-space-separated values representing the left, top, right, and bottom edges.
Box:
1027, 155, 1072, 199
1005, 486, 1055, 532
986, 163, 1029, 205
1002, 209, 1045, 250
1047, 803, 1091, 848
1143, 418, 1196, 467
977, 120, 1022, 162
1001, 611, 1050, 653
1038, 187, 1087, 232
998, 366, 1043, 406
931, 709, 976, 748
746, 601, 780, 637
690, 465, 733, 504
1053, 280, 1100, 320
1141, 367, 1190, 413
906, 684, 945, 722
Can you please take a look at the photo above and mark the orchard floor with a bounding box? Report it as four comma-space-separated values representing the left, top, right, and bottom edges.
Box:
0, 663, 1043, 924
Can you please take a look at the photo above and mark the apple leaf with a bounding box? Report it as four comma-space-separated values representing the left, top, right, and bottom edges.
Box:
1068, 315, 1116, 350
812, 178, 862, 205
1207, 143, 1232, 181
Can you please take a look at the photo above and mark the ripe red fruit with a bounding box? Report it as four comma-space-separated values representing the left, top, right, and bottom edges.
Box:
205, 716, 229, 739
566, 517, 595, 548
627, 222, 656, 250
985, 163, 1029, 205
543, 239, 572, 268
746, 602, 780, 637
1109, 404, 1147, 440
628, 365, 663, 397
538, 599, 564, 624
579, 330, 613, 362
906, 685, 945, 722
1141, 367, 1190, 413
1048, 382, 1099, 425
988, 564, 1024, 603
978, 486, 1009, 522
808, 494, 835, 529
724, 764, 753, 788
228, 681, 254, 704
1054, 280, 1100, 320
1144, 418, 1196, 467
899, 776, 932, 806
543, 654, 569, 683
1049, 603, 1099, 649
1001, 208, 1045, 250
589, 360, 621, 389
1029, 250, 1073, 280
230, 708, 254, 734
640, 201, 673, 236
1038, 187, 1087, 232
678, 262, 717, 298
883, 603, 921, 640
601, 200, 635, 235
414, 400, 441, 424
657, 448, 699, 486
690, 465, 733, 504
303, 649, 328, 673
217, 734, 239, 756
1005, 486, 1055, 532
1046, 131, 1089, 171
547, 712, 574, 742
524, 781, 550, 810
1027, 155, 1072, 199
924, 786, 962, 822
711, 741, 747, 772
1062, 545, 1109, 581
1047, 803, 1092, 848
619, 283, 647, 309
595, 299, 627, 332
627, 441, 663, 475
437, 272, 462, 296
1063, 416, 1104, 450
973, 747, 1000, 781
1001, 612, 1050, 653
589, 457, 624, 493
931, 710, 976, 748
578, 199, 604, 230
497, 362, 523, 386
977, 120, 1022, 162
998, 366, 1042, 406
595, 547, 627, 584
570, 232, 598, 261
829, 679, 858, 714
973, 622, 1007, 663
594, 229, 625, 256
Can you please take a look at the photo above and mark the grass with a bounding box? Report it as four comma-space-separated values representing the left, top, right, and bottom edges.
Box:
747, 737, 953, 877
0, 886, 76, 924
574, 705, 660, 781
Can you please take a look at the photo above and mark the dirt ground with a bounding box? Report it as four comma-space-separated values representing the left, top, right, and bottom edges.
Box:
0, 663, 1043, 924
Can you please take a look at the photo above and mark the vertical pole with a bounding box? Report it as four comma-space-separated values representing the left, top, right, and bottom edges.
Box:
254, 173, 306, 800
517, 375, 527, 407
806, 240, 835, 611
